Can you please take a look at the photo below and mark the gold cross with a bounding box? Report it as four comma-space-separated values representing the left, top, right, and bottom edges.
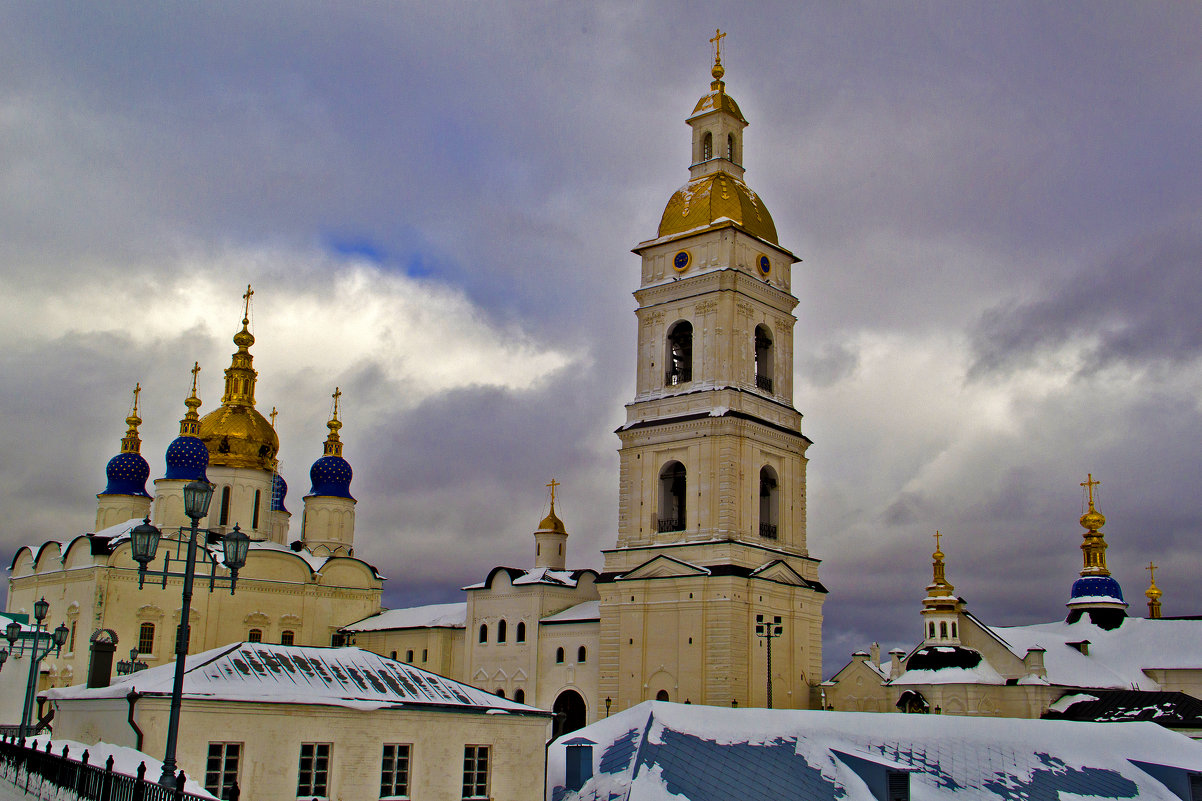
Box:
1080, 473, 1100, 507
190, 361, 201, 393
710, 28, 726, 65
242, 284, 254, 320
131, 382, 142, 414
270, 406, 278, 428
933, 531, 941, 552
546, 478, 560, 506
1147, 561, 1158, 582
332, 387, 342, 417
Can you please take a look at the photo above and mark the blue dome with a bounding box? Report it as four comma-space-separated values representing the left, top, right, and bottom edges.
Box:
164, 435, 210, 481
1069, 575, 1125, 604
101, 451, 151, 497
309, 455, 353, 499
271, 473, 289, 513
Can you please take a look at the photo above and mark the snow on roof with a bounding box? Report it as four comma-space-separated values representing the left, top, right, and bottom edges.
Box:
342, 603, 467, 632
549, 701, 1202, 801
26, 735, 215, 798
541, 601, 600, 624
46, 642, 543, 715
891, 660, 1006, 686
986, 616, 1202, 690
463, 566, 583, 590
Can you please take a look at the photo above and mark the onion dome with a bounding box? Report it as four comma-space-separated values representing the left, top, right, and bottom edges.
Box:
1069, 575, 1125, 604
308, 388, 353, 499
197, 286, 280, 471
164, 363, 210, 482
271, 472, 289, 513
1066, 474, 1126, 627
659, 174, 778, 244
1146, 561, 1163, 619
101, 384, 151, 497
539, 505, 567, 535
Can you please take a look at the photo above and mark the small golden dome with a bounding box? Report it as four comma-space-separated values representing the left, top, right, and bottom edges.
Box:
658, 172, 778, 244
1080, 509, 1106, 531
690, 88, 746, 124
539, 507, 567, 534
199, 404, 279, 471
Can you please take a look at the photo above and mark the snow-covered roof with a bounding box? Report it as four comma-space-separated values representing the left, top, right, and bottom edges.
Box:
541, 601, 600, 625
342, 603, 467, 632
26, 735, 215, 798
463, 566, 592, 590
548, 701, 1202, 801
46, 642, 544, 715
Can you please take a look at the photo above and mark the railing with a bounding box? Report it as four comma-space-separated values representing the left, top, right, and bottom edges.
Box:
759, 523, 778, 539
0, 734, 221, 801
755, 374, 773, 392
657, 518, 684, 533
665, 368, 691, 386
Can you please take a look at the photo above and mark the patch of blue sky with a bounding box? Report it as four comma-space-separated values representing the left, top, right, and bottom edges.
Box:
325, 234, 388, 264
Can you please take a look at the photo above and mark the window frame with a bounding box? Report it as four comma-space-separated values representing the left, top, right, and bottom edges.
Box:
462, 745, 490, 800
380, 743, 411, 800
297, 742, 332, 798
205, 742, 242, 800
138, 622, 156, 656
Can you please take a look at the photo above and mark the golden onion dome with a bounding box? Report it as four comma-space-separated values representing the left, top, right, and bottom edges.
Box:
538, 507, 567, 534
1079, 508, 1106, 531
658, 172, 778, 244
199, 404, 279, 471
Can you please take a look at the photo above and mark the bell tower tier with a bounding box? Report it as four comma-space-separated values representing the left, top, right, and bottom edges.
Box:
599, 38, 826, 713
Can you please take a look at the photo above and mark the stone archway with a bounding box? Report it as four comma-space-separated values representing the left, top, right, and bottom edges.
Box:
552, 689, 587, 740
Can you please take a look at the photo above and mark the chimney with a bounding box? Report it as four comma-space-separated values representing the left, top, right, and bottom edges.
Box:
889, 648, 906, 679
87, 629, 118, 688
870, 642, 881, 667
1023, 647, 1047, 678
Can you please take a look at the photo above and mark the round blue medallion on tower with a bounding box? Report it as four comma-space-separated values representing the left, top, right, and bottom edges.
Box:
308, 387, 354, 500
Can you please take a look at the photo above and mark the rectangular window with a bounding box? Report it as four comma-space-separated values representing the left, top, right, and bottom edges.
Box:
462, 745, 489, 800
138, 622, 156, 655
380, 744, 411, 799
298, 743, 331, 798
205, 743, 241, 800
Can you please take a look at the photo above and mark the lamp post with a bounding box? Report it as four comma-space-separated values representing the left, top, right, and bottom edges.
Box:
117, 647, 148, 676
2, 598, 69, 739
128, 480, 250, 786
753, 614, 783, 709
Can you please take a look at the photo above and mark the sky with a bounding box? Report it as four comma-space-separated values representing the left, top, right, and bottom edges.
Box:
1, 2, 1200, 677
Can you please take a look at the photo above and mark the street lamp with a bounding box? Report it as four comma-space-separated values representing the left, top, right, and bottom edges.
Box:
128, 480, 250, 786
1, 598, 70, 739
754, 614, 783, 709
117, 647, 149, 676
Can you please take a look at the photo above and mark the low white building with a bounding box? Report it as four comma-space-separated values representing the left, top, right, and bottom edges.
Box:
44, 642, 550, 801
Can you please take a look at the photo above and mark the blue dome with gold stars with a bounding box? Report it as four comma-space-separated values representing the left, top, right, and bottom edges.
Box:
309, 454, 353, 499
165, 435, 209, 481
102, 451, 151, 497
1069, 575, 1125, 604
271, 472, 289, 512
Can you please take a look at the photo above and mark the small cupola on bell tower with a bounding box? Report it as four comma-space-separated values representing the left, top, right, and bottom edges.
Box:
533, 478, 569, 570
687, 29, 748, 182
920, 532, 963, 646
1145, 561, 1163, 619
95, 384, 153, 530
302, 388, 357, 557
1066, 474, 1127, 628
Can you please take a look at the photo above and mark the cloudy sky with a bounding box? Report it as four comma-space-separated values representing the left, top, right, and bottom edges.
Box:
1, 2, 1199, 675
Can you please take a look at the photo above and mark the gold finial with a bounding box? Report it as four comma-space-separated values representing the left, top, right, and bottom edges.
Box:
323, 387, 344, 457
1081, 473, 1100, 510
710, 28, 727, 85
547, 477, 560, 509
270, 406, 278, 429
190, 362, 201, 394
933, 530, 942, 556
120, 383, 144, 454
1077, 474, 1110, 577
1146, 561, 1163, 618
927, 531, 953, 597
242, 284, 254, 324
179, 364, 203, 436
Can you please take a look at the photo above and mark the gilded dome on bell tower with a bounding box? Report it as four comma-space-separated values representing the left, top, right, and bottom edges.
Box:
198, 286, 280, 472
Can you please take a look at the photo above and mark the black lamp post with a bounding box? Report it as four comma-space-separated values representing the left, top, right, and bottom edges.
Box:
753, 614, 783, 709
1, 598, 69, 738
128, 479, 250, 786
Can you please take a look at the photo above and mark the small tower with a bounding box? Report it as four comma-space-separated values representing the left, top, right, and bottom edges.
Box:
920, 532, 962, 645
95, 385, 153, 530
1065, 474, 1128, 628
1146, 562, 1163, 619
534, 479, 569, 570
153, 364, 211, 529
302, 388, 356, 557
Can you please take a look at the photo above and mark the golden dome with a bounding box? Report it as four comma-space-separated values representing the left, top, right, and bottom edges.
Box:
539, 507, 567, 534
199, 404, 279, 470
658, 172, 778, 244
690, 86, 746, 124
1079, 508, 1106, 531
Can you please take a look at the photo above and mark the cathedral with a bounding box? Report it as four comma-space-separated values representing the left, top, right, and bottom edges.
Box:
6, 45, 826, 731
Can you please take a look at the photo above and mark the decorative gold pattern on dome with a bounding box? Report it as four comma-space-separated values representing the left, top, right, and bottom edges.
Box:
1146, 561, 1163, 619
1078, 473, 1110, 577
538, 477, 567, 533
120, 383, 143, 454
658, 173, 778, 244
198, 286, 280, 471
323, 387, 344, 457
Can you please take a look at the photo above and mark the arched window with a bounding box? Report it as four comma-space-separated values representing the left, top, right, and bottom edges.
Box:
496, 688, 506, 698
248, 628, 262, 643
726, 133, 734, 161
280, 630, 294, 646
928, 622, 936, 638
577, 646, 587, 663
556, 647, 565, 663
252, 489, 262, 529
754, 325, 774, 392
655, 690, 670, 702
498, 619, 507, 643
516, 622, 526, 643
405, 650, 414, 663
514, 688, 525, 703
138, 622, 155, 654
479, 624, 488, 643
951, 622, 958, 638
665, 321, 693, 385
939, 621, 948, 639
759, 466, 779, 539
219, 486, 231, 526
702, 132, 713, 161
658, 461, 687, 533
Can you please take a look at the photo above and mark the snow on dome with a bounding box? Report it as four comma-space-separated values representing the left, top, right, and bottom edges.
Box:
1068, 575, 1125, 604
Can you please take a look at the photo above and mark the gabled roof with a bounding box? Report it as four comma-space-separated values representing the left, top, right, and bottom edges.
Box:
341, 603, 467, 632
47, 643, 545, 716
548, 701, 1202, 801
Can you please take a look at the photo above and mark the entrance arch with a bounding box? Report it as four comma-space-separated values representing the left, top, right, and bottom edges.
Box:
552, 689, 587, 740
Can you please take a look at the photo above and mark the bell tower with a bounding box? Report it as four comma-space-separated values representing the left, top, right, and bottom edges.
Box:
598, 35, 826, 712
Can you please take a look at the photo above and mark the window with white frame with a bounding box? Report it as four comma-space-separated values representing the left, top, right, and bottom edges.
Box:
298, 742, 331, 798
462, 745, 489, 800
380, 743, 411, 799
205, 742, 241, 800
